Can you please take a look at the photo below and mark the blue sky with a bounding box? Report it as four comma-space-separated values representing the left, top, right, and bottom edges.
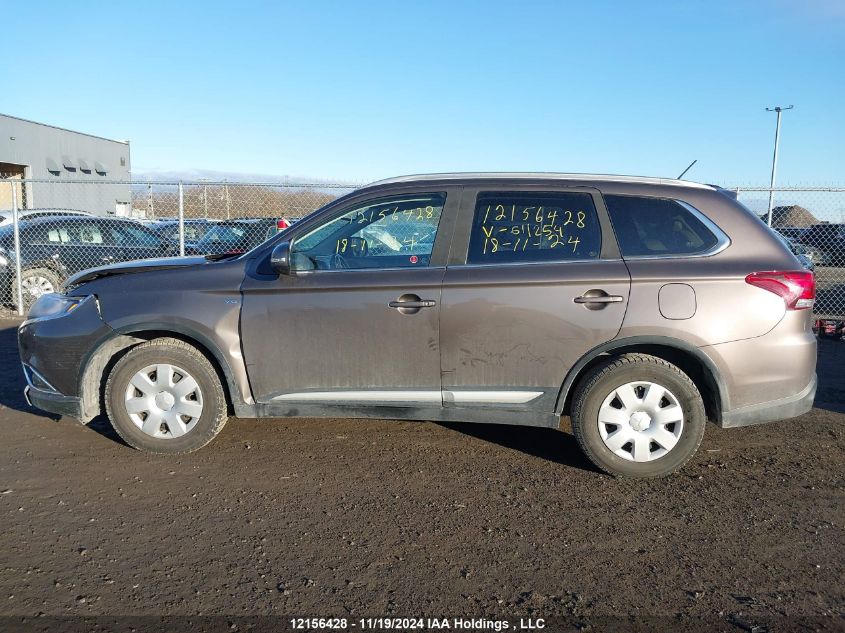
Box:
3, 0, 844, 184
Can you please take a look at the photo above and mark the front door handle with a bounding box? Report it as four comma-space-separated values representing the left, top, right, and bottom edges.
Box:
389, 293, 436, 315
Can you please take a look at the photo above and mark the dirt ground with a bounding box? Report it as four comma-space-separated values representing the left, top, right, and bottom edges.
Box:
0, 318, 843, 632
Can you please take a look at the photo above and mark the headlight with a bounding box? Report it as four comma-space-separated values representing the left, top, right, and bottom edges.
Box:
27, 294, 90, 320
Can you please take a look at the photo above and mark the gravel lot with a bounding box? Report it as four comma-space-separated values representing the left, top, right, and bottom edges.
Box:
0, 317, 843, 632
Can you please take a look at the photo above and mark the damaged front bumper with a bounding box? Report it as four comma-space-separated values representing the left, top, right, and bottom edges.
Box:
18, 294, 113, 421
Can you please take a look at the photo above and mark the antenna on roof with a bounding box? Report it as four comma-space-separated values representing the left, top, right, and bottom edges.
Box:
677, 159, 697, 180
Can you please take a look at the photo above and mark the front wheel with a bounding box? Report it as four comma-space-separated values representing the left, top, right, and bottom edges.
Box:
570, 353, 706, 478
105, 338, 229, 454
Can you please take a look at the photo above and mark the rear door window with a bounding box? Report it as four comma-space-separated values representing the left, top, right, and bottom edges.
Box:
604, 195, 720, 257
35, 226, 70, 244
41, 220, 108, 246
466, 192, 602, 264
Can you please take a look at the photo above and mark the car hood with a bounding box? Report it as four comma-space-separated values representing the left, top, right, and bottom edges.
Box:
63, 256, 208, 289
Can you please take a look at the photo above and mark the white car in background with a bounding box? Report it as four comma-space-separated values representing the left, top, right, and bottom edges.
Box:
0, 208, 94, 226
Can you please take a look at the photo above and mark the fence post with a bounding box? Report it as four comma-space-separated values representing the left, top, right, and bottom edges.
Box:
224, 180, 231, 220
178, 181, 185, 257
11, 182, 24, 316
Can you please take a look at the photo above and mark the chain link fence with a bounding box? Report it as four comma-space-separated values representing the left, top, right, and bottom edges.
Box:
0, 178, 843, 324
733, 187, 845, 322
0, 178, 359, 314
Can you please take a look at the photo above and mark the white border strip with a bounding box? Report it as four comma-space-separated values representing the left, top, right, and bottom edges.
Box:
272, 390, 543, 405
446, 390, 543, 404
272, 390, 441, 403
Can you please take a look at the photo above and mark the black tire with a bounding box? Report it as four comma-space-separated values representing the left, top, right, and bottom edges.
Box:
104, 338, 229, 454
13, 267, 62, 311
570, 353, 706, 478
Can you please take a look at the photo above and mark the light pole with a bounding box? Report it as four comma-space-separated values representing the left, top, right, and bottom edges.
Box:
765, 105, 793, 227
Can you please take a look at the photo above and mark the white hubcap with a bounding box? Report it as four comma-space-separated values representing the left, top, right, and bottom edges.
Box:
21, 275, 54, 298
598, 381, 684, 463
124, 364, 203, 439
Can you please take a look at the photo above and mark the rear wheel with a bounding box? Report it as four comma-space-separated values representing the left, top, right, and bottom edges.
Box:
105, 338, 229, 454
570, 353, 706, 478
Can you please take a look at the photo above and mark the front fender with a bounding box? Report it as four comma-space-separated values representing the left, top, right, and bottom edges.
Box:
108, 321, 253, 411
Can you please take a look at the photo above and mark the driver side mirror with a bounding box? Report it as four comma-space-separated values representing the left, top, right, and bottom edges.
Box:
270, 241, 292, 276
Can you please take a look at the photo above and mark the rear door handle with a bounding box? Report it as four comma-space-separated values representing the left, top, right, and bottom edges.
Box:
574, 295, 623, 304
388, 300, 436, 309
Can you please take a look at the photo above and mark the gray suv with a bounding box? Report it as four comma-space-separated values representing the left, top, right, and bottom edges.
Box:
18, 174, 817, 478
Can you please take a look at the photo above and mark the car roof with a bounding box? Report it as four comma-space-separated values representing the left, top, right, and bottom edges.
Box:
21, 207, 92, 215
153, 218, 211, 225
216, 218, 274, 224
365, 172, 715, 191
14, 215, 145, 227
0, 208, 90, 215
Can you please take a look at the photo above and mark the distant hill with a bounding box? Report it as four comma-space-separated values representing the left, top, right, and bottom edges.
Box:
132, 168, 361, 187
760, 205, 819, 227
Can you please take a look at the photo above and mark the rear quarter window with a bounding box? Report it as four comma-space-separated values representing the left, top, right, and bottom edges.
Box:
604, 195, 720, 257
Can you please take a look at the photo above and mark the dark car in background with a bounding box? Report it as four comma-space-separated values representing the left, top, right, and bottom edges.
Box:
185, 218, 289, 255
775, 233, 816, 271
149, 219, 216, 250
800, 223, 845, 266
793, 241, 831, 266
0, 216, 177, 307
0, 208, 94, 227
775, 226, 810, 242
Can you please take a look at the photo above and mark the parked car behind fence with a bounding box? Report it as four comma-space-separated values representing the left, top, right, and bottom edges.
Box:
148, 219, 217, 251
0, 208, 93, 226
185, 217, 289, 255
0, 216, 176, 309
800, 223, 845, 266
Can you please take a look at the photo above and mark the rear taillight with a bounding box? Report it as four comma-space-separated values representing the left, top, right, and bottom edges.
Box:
277, 218, 291, 231
745, 270, 815, 310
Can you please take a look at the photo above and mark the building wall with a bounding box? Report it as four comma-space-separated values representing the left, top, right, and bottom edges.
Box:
0, 114, 131, 215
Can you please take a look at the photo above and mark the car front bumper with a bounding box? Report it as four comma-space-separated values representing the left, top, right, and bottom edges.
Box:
18, 294, 114, 421
23, 384, 84, 419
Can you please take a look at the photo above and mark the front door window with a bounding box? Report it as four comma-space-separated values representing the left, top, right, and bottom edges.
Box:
291, 193, 446, 270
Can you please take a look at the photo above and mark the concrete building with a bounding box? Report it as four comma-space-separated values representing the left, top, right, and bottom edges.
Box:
0, 114, 131, 216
